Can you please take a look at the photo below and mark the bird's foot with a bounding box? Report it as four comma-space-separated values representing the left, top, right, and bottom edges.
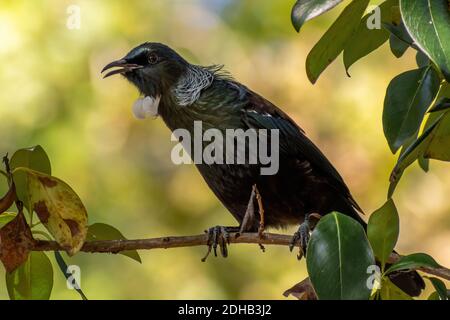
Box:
289, 213, 321, 260
201, 226, 239, 262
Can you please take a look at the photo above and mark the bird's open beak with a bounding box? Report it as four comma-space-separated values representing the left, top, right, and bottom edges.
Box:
101, 59, 143, 78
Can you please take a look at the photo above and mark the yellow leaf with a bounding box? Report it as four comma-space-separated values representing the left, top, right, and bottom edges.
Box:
14, 168, 88, 255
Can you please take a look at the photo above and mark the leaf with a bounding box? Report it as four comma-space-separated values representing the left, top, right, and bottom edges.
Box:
429, 97, 450, 113
385, 253, 442, 274
306, 0, 369, 84
428, 291, 440, 300
13, 168, 88, 256
383, 66, 440, 153
6, 251, 53, 300
426, 277, 448, 300
87, 223, 141, 263
388, 113, 443, 197
54, 251, 88, 300
418, 156, 430, 172
291, 0, 343, 32
283, 277, 317, 300
424, 110, 450, 160
306, 212, 375, 300
0, 212, 34, 273
389, 34, 410, 57
367, 199, 399, 269
383, 8, 414, 58
400, 0, 450, 82
0, 212, 17, 229
343, 0, 397, 73
416, 51, 431, 68
380, 277, 413, 300
10, 146, 51, 212
0, 182, 16, 214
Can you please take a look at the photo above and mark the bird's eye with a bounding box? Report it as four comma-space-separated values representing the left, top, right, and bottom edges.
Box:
148, 53, 159, 65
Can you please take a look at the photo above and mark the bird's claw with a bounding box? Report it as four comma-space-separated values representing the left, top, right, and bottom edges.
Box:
290, 213, 320, 260
201, 226, 234, 262
289, 223, 310, 260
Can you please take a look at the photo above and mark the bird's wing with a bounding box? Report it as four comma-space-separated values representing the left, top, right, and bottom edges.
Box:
240, 87, 363, 213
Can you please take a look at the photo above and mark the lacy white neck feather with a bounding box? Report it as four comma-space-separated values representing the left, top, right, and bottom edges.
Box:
172, 64, 228, 107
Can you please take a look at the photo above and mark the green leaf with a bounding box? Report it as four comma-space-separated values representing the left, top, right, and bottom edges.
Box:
380, 277, 413, 300
426, 277, 448, 300
306, 0, 369, 84
383, 66, 440, 153
10, 146, 51, 212
0, 212, 17, 229
429, 97, 450, 113
385, 253, 442, 274
400, 0, 450, 82
367, 199, 399, 270
306, 212, 375, 300
428, 291, 440, 300
416, 51, 430, 68
418, 155, 430, 172
87, 223, 141, 263
6, 251, 53, 300
388, 113, 443, 197
13, 168, 88, 256
424, 110, 450, 160
389, 34, 410, 57
343, 0, 397, 73
291, 0, 343, 32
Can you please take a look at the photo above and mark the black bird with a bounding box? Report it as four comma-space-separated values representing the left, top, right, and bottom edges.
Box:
102, 42, 424, 296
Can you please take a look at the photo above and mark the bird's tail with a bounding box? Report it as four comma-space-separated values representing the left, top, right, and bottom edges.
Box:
384, 260, 425, 297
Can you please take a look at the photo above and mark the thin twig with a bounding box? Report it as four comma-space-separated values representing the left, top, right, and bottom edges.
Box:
30, 232, 450, 281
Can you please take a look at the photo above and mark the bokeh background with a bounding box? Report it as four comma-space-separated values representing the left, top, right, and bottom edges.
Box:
0, 0, 449, 299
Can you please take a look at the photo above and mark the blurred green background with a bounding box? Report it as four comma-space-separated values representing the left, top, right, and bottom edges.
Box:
0, 0, 449, 299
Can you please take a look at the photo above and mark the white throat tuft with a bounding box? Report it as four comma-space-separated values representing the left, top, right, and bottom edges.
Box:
132, 95, 160, 120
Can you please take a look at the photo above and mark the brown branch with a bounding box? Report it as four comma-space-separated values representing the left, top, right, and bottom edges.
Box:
31, 232, 450, 281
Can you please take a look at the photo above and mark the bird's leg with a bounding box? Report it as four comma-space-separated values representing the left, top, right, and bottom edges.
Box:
254, 185, 265, 238
290, 213, 322, 260
239, 186, 257, 235
201, 226, 240, 262
238, 184, 266, 251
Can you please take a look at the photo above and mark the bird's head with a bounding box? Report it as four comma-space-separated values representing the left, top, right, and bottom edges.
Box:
102, 42, 188, 98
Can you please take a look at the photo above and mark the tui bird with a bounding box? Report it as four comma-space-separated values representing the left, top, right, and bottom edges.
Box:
102, 42, 424, 296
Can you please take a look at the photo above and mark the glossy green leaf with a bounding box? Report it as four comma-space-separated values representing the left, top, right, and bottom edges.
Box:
6, 251, 53, 300
380, 277, 413, 300
0, 212, 17, 229
306, 0, 369, 84
367, 199, 399, 269
426, 277, 448, 300
343, 0, 397, 73
87, 223, 141, 263
13, 168, 88, 256
383, 66, 440, 153
10, 145, 51, 212
400, 0, 450, 81
306, 212, 375, 300
291, 0, 343, 32
385, 253, 442, 274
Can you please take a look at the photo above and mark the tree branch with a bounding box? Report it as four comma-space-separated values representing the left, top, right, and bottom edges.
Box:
31, 232, 450, 281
